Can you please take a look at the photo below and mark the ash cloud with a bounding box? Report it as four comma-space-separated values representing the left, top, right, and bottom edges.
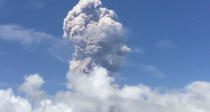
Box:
63, 0, 131, 74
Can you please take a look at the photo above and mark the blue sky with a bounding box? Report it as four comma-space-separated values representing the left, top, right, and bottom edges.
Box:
0, 0, 210, 94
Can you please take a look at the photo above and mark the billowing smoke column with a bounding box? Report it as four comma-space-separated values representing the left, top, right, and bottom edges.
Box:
63, 0, 131, 74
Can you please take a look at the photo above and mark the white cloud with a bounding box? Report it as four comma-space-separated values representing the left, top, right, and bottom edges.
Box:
0, 25, 53, 45
0, 24, 73, 62
156, 39, 175, 49
19, 74, 47, 104
141, 65, 166, 78
35, 69, 210, 112
2, 68, 210, 112
0, 89, 31, 112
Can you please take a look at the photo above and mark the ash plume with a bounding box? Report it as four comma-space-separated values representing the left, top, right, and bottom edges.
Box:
63, 0, 131, 74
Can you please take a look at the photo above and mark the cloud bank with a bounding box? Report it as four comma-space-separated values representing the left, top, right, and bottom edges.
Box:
1, 69, 210, 112
0, 0, 210, 112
